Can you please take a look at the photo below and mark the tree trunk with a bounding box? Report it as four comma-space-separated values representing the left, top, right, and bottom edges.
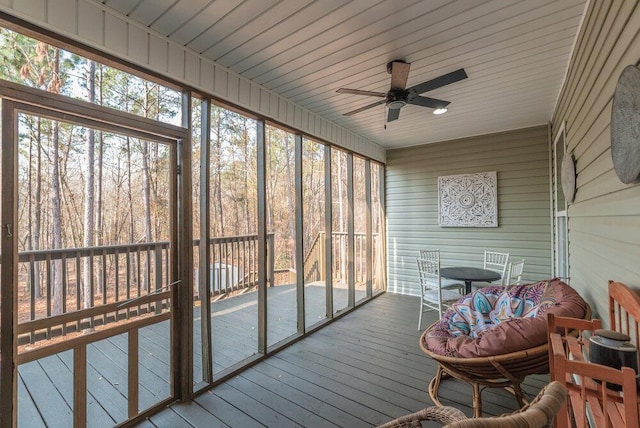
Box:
123, 79, 137, 291
51, 49, 64, 316
127, 135, 136, 289
215, 109, 224, 236
96, 64, 105, 292
285, 144, 295, 269
142, 84, 152, 291
142, 139, 152, 291
33, 117, 43, 298
243, 121, 250, 233
83, 60, 96, 313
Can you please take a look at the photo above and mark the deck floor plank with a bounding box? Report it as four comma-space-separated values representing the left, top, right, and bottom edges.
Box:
17, 373, 46, 427
167, 399, 230, 428
235, 368, 359, 427
288, 344, 429, 411
223, 375, 336, 427
143, 408, 193, 428
194, 390, 267, 428
206, 382, 295, 427
254, 359, 391, 426
262, 356, 397, 425
274, 349, 419, 418
18, 358, 74, 428
45, 351, 120, 427
83, 338, 162, 410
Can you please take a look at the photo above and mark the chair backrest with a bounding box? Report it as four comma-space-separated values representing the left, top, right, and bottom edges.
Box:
546, 312, 600, 389
550, 331, 638, 428
483, 251, 510, 284
506, 259, 525, 285
444, 381, 567, 427
416, 257, 440, 292
608, 280, 640, 346
419, 249, 440, 263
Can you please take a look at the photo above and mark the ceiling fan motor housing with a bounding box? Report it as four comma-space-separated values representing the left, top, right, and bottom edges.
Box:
387, 87, 408, 109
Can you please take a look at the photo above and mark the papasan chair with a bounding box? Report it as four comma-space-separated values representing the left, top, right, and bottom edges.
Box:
377, 380, 567, 427
419, 278, 589, 417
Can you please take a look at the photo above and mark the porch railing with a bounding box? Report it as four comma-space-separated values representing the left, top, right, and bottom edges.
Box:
303, 231, 379, 285
15, 229, 379, 345
193, 233, 275, 299
17, 242, 171, 343
15, 233, 275, 344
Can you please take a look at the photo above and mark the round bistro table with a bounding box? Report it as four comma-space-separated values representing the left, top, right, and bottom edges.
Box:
440, 266, 502, 294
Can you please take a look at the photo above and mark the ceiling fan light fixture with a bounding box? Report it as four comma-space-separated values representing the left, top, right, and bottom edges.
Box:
433, 107, 448, 115
388, 99, 407, 110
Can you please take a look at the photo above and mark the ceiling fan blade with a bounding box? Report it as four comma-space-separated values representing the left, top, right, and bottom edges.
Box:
336, 88, 386, 97
343, 99, 386, 116
407, 95, 450, 109
407, 68, 467, 95
390, 61, 411, 89
387, 107, 401, 122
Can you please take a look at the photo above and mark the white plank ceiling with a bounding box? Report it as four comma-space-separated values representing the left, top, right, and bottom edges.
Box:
102, 0, 587, 149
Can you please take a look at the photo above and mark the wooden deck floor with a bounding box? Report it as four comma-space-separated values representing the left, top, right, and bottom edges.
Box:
16, 283, 368, 427
140, 292, 549, 428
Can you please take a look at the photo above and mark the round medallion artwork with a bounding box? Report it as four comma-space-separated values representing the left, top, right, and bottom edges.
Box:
561, 152, 576, 204
457, 193, 476, 209
611, 64, 640, 184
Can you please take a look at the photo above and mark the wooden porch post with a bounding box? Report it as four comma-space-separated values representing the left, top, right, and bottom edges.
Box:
365, 160, 372, 298
1, 99, 18, 428
257, 119, 267, 354
324, 145, 333, 317
379, 165, 388, 291
295, 134, 305, 333
174, 92, 193, 400
199, 99, 213, 384
347, 154, 355, 308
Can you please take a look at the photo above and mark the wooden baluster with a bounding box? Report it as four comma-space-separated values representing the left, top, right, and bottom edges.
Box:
114, 247, 120, 321
126, 247, 131, 319
28, 254, 36, 343
73, 344, 87, 428
46, 253, 52, 338
128, 329, 139, 418
61, 253, 67, 335
155, 244, 162, 314
75, 253, 81, 330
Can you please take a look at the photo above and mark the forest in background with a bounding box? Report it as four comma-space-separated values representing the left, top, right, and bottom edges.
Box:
0, 26, 382, 325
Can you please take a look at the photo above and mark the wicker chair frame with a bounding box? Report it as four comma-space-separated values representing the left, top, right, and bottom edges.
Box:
377, 380, 567, 428
419, 304, 591, 418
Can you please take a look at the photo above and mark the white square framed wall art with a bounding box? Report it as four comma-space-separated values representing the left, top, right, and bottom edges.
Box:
438, 171, 498, 227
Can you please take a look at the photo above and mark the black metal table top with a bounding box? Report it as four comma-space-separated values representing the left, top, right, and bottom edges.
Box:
440, 266, 502, 283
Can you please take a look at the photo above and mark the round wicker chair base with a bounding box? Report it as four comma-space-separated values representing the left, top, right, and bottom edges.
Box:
421, 333, 552, 418
421, 298, 591, 419
428, 364, 528, 418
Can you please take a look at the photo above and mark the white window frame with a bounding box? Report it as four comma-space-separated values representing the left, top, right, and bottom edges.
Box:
552, 122, 569, 279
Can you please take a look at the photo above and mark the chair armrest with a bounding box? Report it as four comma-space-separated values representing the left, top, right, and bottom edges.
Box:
547, 313, 601, 336
376, 406, 467, 427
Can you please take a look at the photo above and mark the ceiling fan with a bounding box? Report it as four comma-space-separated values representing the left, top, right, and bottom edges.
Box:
337, 60, 467, 122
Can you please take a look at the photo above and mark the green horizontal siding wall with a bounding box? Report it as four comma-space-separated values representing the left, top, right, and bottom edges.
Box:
551, 0, 640, 324
386, 125, 552, 297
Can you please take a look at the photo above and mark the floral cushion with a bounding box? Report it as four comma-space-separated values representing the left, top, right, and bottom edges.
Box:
422, 278, 587, 358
